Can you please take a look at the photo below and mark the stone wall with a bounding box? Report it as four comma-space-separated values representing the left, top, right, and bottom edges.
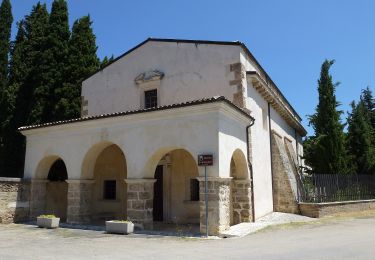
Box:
299, 200, 375, 218
125, 179, 155, 228
271, 131, 300, 214
0, 178, 30, 224
198, 177, 231, 235
231, 180, 253, 224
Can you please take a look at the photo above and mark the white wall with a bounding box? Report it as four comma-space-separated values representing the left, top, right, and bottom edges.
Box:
22, 103, 249, 183
82, 41, 241, 116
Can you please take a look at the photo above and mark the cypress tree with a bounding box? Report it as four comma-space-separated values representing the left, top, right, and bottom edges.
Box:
0, 0, 12, 173
54, 15, 99, 120
304, 60, 349, 174
347, 100, 375, 174
1, 3, 49, 176
0, 0, 12, 96
361, 87, 375, 130
29, 0, 69, 123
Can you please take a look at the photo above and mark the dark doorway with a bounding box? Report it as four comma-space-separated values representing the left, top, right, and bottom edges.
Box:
153, 165, 163, 221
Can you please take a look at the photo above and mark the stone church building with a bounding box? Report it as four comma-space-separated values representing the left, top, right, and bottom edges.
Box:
16, 38, 306, 235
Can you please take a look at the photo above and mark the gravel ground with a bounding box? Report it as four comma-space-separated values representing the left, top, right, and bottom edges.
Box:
0, 215, 374, 259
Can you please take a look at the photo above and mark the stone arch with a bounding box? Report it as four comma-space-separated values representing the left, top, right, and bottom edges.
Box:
144, 147, 200, 224
82, 142, 128, 223
230, 148, 252, 226
230, 149, 249, 180
81, 141, 126, 179
33, 155, 69, 221
141, 146, 197, 179
35, 155, 66, 179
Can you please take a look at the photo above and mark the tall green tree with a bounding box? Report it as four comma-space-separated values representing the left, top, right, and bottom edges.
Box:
347, 100, 375, 174
1, 3, 49, 176
304, 60, 349, 174
361, 87, 375, 130
0, 0, 12, 95
0, 0, 12, 172
29, 0, 69, 123
54, 15, 99, 120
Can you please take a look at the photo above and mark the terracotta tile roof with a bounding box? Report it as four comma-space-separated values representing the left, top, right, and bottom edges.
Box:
18, 96, 254, 131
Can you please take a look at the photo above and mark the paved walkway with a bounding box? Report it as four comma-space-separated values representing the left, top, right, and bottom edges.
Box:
221, 212, 314, 237
0, 215, 374, 259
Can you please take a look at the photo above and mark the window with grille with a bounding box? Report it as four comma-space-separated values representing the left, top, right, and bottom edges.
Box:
190, 179, 200, 201
144, 89, 158, 108
103, 180, 116, 200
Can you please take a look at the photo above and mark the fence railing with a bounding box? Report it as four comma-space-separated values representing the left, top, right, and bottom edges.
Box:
298, 173, 375, 203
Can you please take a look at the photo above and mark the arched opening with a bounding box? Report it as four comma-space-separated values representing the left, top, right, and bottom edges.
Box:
90, 144, 127, 224
44, 158, 68, 222
230, 149, 250, 226
151, 149, 200, 225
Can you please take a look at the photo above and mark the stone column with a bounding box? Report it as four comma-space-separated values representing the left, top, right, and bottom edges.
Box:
232, 179, 253, 223
197, 177, 231, 236
125, 179, 156, 229
66, 180, 94, 224
29, 179, 48, 219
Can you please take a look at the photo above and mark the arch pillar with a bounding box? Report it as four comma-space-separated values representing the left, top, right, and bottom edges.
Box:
197, 177, 232, 235
66, 179, 95, 224
232, 179, 253, 223
124, 178, 156, 229
29, 179, 48, 219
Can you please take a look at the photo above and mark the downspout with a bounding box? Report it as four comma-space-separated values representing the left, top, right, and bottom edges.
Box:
268, 102, 275, 211
246, 118, 255, 222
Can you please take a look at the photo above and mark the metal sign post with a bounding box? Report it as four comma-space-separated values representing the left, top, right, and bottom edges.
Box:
198, 154, 213, 238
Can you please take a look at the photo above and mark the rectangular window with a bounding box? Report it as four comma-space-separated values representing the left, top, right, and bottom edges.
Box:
103, 180, 116, 200
144, 89, 158, 109
190, 179, 200, 201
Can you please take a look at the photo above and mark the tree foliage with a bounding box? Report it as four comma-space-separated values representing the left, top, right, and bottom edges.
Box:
304, 60, 349, 174
0, 1, 100, 176
347, 99, 375, 175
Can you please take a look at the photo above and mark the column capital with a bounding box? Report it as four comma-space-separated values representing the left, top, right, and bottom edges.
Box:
124, 178, 156, 184
196, 177, 232, 182
30, 179, 48, 183
66, 179, 95, 184
232, 179, 252, 183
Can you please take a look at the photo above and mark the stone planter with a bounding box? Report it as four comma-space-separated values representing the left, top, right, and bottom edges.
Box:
106, 221, 134, 235
37, 217, 60, 229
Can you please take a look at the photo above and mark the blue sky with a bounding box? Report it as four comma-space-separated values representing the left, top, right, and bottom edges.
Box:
9, 1, 375, 135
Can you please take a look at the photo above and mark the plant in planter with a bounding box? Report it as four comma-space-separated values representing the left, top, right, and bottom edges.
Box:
106, 220, 134, 235
37, 215, 60, 229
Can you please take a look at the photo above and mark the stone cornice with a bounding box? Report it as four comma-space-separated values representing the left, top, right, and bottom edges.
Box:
247, 71, 307, 136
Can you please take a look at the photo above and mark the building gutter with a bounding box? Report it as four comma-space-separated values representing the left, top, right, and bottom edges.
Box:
268, 102, 275, 211
246, 117, 256, 222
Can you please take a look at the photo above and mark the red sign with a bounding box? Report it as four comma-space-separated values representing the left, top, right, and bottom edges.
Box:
198, 154, 213, 166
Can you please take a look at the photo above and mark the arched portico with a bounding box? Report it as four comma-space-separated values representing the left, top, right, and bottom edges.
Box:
66, 142, 128, 224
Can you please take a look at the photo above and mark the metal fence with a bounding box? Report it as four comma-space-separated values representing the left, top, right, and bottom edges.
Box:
298, 174, 375, 203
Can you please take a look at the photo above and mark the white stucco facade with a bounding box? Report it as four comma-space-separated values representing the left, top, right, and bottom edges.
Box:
20, 38, 306, 234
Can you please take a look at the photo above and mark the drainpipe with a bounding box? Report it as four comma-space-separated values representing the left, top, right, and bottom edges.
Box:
268, 102, 275, 211
246, 118, 255, 222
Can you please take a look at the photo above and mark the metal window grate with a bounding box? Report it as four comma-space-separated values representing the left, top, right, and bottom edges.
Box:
145, 89, 158, 109
103, 180, 116, 200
